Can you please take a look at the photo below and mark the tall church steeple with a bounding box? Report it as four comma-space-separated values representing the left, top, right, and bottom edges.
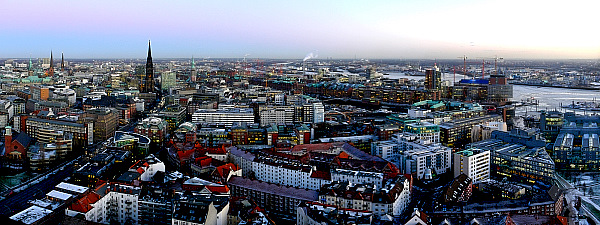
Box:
49, 51, 54, 77
142, 40, 154, 93
191, 56, 195, 70
28, 55, 33, 76
191, 56, 197, 82
61, 52, 64, 72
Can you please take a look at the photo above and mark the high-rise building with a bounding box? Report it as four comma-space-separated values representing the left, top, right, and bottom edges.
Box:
302, 102, 324, 124
141, 40, 154, 93
425, 65, 441, 90
161, 71, 176, 91
453, 148, 490, 184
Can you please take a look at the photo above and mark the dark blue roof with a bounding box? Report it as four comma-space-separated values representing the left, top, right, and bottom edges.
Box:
459, 79, 489, 85
14, 131, 32, 148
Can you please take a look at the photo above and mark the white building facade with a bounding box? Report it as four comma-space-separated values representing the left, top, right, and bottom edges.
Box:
453, 148, 490, 183
191, 108, 254, 126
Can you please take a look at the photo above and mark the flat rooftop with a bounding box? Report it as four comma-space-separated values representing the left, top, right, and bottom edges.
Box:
10, 206, 53, 225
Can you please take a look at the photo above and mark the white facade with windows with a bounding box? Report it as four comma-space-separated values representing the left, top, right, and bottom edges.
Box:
330, 169, 384, 189
319, 177, 411, 217
453, 148, 490, 183
65, 183, 140, 225
312, 103, 324, 123
229, 147, 330, 190
371, 140, 398, 161
259, 107, 293, 125
400, 139, 451, 179
191, 108, 254, 126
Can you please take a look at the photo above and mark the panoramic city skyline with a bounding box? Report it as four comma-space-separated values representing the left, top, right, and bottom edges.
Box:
2, 0, 599, 59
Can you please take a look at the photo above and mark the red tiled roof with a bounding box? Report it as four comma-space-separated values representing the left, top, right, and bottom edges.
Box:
206, 146, 228, 154
215, 163, 239, 178
338, 151, 350, 159
195, 156, 213, 167
68, 192, 101, 213
206, 185, 230, 194
177, 149, 196, 162
290, 143, 332, 152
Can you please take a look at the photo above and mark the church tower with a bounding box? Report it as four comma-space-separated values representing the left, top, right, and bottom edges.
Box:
191, 56, 197, 82
28, 55, 33, 76
61, 52, 65, 72
142, 40, 154, 93
49, 51, 54, 77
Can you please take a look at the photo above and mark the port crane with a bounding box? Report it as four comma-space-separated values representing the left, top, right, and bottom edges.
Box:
477, 56, 504, 77
456, 55, 503, 79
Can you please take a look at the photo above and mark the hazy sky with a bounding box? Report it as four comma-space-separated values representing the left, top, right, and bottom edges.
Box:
2, 0, 599, 59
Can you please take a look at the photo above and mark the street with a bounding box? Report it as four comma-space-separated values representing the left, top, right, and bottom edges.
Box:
0, 165, 73, 216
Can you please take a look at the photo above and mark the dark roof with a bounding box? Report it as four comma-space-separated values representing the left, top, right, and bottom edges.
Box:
83, 95, 117, 107
548, 184, 563, 202
28, 117, 86, 127
116, 171, 141, 183
444, 174, 472, 203
228, 176, 318, 201
172, 203, 210, 223
13, 131, 32, 148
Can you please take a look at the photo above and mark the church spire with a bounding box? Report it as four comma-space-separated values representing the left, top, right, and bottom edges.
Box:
147, 40, 152, 60
142, 40, 154, 93
61, 52, 64, 71
190, 55, 197, 82
49, 50, 54, 77
192, 55, 195, 69
28, 54, 32, 71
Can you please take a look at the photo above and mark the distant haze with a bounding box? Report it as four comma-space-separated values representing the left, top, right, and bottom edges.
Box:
2, 0, 599, 59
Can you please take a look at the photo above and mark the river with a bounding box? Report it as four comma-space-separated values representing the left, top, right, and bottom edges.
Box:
386, 72, 600, 115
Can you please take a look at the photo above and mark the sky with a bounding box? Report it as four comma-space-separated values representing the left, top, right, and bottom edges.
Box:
1, 0, 599, 59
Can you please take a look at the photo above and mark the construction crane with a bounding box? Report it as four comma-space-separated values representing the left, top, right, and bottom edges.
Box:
492, 56, 504, 76
457, 55, 484, 79
457, 55, 467, 74
477, 56, 504, 77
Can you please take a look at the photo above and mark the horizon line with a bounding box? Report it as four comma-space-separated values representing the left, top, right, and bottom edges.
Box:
1, 57, 599, 61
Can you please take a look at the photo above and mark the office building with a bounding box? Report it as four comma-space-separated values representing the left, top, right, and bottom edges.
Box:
425, 66, 441, 90
26, 117, 93, 148
106, 131, 151, 157
469, 130, 555, 184
82, 107, 118, 143
439, 114, 503, 148
134, 117, 168, 144
192, 108, 254, 127
539, 110, 564, 143
153, 104, 186, 133
401, 141, 452, 180
161, 71, 176, 91
453, 148, 490, 184
31, 85, 50, 101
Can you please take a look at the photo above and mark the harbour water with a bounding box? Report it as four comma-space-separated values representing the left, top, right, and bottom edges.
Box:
386, 72, 600, 115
